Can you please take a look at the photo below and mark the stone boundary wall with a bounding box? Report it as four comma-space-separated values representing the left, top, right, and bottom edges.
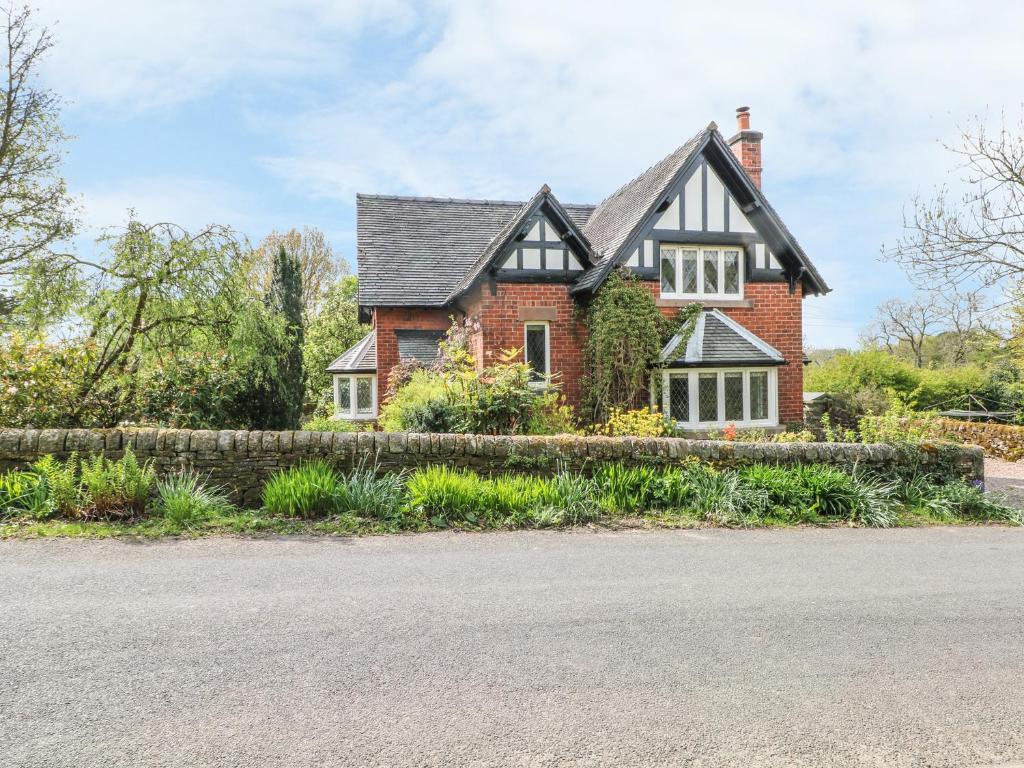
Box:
0, 428, 984, 506
937, 418, 1024, 462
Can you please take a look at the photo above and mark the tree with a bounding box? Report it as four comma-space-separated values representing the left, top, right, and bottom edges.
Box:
863, 296, 942, 368
252, 227, 347, 316
302, 275, 368, 405
0, 5, 77, 283
261, 245, 305, 429
888, 111, 1024, 289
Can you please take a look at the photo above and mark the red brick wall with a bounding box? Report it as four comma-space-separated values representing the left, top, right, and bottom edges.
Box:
729, 135, 763, 189
373, 307, 452, 399
644, 281, 805, 424
463, 283, 588, 408
373, 279, 806, 424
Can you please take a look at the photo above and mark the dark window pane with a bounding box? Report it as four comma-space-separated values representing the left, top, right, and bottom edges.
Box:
669, 375, 689, 422
750, 371, 769, 420
338, 378, 351, 411
698, 373, 718, 422
525, 325, 547, 381
356, 378, 372, 412
661, 249, 676, 293
723, 250, 740, 294
724, 372, 744, 421
681, 250, 698, 293
703, 250, 719, 293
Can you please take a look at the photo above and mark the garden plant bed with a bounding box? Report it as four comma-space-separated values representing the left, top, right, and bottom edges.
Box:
1, 448, 1018, 539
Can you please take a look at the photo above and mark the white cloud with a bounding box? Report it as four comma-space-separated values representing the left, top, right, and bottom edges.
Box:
37, 0, 417, 109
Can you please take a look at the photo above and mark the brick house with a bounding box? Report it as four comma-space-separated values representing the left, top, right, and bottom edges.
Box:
328, 108, 829, 430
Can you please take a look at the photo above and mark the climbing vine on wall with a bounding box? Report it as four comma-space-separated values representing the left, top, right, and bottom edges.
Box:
581, 270, 702, 422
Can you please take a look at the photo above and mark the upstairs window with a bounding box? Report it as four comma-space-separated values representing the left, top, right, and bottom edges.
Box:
660, 245, 743, 299
524, 322, 550, 388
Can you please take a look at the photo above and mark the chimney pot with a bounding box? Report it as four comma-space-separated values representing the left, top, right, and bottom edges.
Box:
736, 106, 751, 131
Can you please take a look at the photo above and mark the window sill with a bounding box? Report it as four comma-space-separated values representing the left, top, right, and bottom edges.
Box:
657, 297, 753, 309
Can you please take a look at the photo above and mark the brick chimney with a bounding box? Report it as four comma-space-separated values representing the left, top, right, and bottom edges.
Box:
727, 106, 763, 189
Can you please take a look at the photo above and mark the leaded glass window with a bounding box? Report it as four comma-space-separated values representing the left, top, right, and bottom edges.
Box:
660, 248, 677, 293
356, 378, 372, 413
338, 377, 351, 412
749, 371, 769, 421
669, 374, 689, 422
525, 323, 548, 383
698, 373, 718, 422
723, 250, 740, 294
703, 250, 719, 294
681, 249, 698, 293
724, 372, 744, 421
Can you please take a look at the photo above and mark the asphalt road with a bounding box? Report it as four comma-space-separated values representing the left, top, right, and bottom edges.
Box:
2, 529, 1024, 768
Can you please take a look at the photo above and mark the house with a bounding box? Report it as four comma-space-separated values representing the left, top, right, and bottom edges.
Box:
328, 107, 829, 430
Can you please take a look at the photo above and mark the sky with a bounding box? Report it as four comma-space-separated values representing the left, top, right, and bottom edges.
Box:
35, 0, 1024, 348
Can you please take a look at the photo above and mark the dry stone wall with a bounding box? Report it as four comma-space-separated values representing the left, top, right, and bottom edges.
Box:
0, 428, 985, 506
936, 418, 1024, 462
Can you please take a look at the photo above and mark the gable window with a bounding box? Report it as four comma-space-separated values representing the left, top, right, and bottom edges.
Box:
661, 368, 777, 429
334, 374, 377, 420
660, 245, 743, 299
524, 322, 550, 388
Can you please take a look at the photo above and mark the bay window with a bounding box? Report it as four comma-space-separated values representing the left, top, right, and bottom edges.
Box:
661, 368, 777, 429
334, 374, 377, 419
660, 245, 743, 299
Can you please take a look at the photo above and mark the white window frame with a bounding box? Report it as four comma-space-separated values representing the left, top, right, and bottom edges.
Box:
660, 367, 777, 429
333, 373, 378, 420
659, 244, 744, 300
523, 321, 551, 389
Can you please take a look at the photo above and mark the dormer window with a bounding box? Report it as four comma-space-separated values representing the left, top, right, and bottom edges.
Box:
660, 245, 743, 299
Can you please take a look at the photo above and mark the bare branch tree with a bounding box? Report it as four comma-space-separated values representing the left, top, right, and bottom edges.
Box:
252, 226, 349, 316
887, 110, 1024, 289
863, 296, 942, 368
0, 4, 77, 279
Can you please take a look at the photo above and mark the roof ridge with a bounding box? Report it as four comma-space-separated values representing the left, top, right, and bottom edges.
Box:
356, 192, 596, 209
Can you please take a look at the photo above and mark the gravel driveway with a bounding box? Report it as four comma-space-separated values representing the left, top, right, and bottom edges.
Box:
986, 457, 1024, 508
2, 529, 1024, 767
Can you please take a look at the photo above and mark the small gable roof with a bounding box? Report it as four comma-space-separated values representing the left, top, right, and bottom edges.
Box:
356, 194, 594, 308
660, 309, 785, 367
327, 332, 377, 373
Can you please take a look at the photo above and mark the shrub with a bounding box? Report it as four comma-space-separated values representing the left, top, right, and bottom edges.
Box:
378, 370, 456, 432
448, 350, 538, 434
153, 471, 234, 531
405, 465, 485, 526
524, 390, 579, 435
592, 407, 668, 437
857, 401, 941, 445
262, 461, 342, 518
301, 416, 363, 433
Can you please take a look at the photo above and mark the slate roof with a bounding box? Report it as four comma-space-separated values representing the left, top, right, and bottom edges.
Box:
574, 127, 708, 292
327, 332, 376, 373
357, 194, 594, 307
660, 309, 785, 367
395, 329, 445, 364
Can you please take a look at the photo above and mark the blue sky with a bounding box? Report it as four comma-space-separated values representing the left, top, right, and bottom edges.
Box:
37, 0, 1022, 348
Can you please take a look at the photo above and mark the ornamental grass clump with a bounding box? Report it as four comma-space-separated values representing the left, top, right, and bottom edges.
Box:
0, 470, 52, 520
405, 465, 487, 526
261, 460, 343, 519
334, 465, 406, 523
594, 463, 661, 514
153, 470, 234, 531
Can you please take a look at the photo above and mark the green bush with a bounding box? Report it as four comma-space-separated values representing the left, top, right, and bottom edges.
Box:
153, 471, 234, 531
378, 371, 456, 432
261, 461, 343, 519
300, 416, 363, 433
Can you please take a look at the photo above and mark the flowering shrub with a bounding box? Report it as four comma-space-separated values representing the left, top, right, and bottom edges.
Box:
591, 407, 668, 437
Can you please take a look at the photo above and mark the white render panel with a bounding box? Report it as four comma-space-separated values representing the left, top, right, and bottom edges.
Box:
527, 221, 541, 241
706, 167, 725, 231
501, 252, 518, 269
643, 239, 653, 267
755, 243, 766, 269
543, 218, 561, 242
522, 248, 541, 269
653, 195, 680, 230
769, 250, 781, 269
625, 248, 639, 267
728, 196, 755, 233
545, 249, 565, 269
684, 170, 702, 230
567, 252, 583, 270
